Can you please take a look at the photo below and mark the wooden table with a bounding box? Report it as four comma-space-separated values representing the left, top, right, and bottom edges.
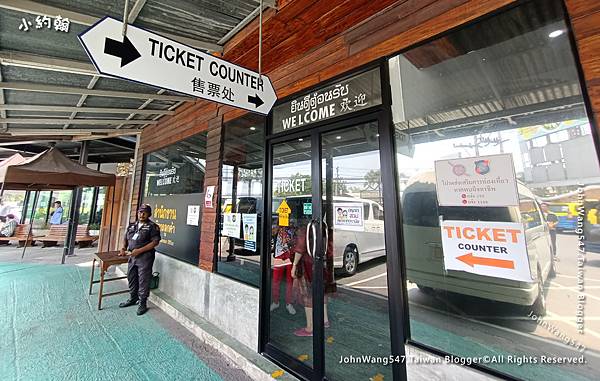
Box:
88, 251, 129, 310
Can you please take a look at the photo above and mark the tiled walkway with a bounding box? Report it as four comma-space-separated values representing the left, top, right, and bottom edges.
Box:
0, 246, 250, 381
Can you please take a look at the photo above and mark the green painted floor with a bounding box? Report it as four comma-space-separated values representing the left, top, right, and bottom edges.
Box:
0, 262, 223, 381
268, 284, 595, 381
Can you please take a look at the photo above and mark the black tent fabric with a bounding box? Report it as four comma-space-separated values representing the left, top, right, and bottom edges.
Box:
0, 147, 115, 190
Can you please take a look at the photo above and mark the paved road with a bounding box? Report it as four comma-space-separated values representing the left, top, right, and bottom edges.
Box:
336, 232, 600, 354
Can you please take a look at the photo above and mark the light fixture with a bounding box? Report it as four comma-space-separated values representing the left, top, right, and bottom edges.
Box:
336, 136, 341, 140
549, 30, 563, 38
298, 138, 303, 141
250, 126, 256, 131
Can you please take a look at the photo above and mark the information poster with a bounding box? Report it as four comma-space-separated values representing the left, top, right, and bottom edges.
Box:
440, 219, 532, 282
222, 213, 241, 238
186, 205, 200, 226
205, 186, 215, 208
333, 203, 364, 232
242, 213, 257, 252
434, 153, 519, 207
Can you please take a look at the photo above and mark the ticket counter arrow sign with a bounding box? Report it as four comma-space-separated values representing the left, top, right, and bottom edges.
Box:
79, 16, 277, 115
457, 253, 515, 269
104, 35, 141, 67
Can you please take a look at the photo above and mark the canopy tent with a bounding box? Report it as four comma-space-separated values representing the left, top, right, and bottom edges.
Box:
0, 153, 26, 168
0, 148, 115, 190
0, 147, 116, 263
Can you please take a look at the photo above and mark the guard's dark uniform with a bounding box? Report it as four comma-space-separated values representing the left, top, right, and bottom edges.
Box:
125, 220, 161, 302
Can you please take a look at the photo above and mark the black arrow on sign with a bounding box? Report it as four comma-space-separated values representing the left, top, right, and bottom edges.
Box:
248, 94, 264, 108
104, 35, 141, 67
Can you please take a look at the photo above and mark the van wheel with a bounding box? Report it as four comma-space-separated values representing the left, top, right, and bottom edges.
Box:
531, 267, 547, 316
342, 247, 358, 276
417, 284, 434, 295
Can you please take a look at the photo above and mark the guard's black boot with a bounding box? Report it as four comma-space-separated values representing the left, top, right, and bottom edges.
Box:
119, 298, 138, 308
137, 300, 148, 316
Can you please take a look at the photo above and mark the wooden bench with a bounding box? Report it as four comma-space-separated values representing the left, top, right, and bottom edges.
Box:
0, 224, 42, 247
40, 224, 99, 248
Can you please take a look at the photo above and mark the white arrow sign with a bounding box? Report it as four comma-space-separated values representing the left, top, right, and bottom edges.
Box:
78, 17, 277, 115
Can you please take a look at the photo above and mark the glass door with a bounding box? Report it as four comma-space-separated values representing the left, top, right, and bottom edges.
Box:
267, 134, 319, 379
265, 119, 392, 380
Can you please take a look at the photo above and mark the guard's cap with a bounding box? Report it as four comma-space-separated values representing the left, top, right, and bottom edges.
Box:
137, 204, 152, 214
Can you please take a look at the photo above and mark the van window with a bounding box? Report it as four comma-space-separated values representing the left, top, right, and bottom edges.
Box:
373, 204, 384, 220
439, 205, 513, 223
548, 204, 569, 213
519, 198, 542, 228
402, 191, 439, 227
363, 202, 371, 220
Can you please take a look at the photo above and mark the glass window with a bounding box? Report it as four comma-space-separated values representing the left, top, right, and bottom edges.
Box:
217, 114, 265, 287
362, 202, 370, 220
391, 1, 598, 380
142, 133, 207, 265
78, 187, 94, 224
92, 187, 106, 226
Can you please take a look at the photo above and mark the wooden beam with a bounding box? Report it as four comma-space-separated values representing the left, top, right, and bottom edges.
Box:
64, 75, 99, 129
1, 118, 158, 125
0, 82, 192, 101
7, 128, 141, 135
0, 104, 176, 115
0, 50, 99, 76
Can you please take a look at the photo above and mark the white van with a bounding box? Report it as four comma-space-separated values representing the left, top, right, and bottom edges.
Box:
402, 172, 555, 315
272, 196, 386, 276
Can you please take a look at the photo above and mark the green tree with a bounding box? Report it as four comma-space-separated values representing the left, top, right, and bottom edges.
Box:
364, 169, 381, 191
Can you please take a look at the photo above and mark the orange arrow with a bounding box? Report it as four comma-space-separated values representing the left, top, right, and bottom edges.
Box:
457, 252, 515, 269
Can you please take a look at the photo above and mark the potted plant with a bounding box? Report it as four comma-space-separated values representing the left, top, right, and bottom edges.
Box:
88, 223, 100, 236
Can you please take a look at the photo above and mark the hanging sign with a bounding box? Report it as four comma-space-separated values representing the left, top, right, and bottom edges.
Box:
79, 16, 277, 114
440, 220, 532, 282
272, 68, 382, 134
434, 153, 519, 207
276, 199, 291, 227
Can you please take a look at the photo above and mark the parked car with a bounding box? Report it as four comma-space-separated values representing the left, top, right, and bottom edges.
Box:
583, 201, 600, 254
272, 195, 386, 276
546, 202, 579, 232
402, 172, 555, 315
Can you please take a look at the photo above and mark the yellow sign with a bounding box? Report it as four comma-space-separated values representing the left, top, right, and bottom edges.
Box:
279, 214, 289, 227
276, 199, 291, 214
277, 199, 291, 226
271, 370, 284, 378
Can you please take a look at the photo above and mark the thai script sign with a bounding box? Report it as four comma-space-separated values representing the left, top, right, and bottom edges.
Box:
434, 154, 519, 207
272, 68, 381, 134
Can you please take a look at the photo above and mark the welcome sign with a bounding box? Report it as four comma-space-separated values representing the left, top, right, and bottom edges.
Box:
272, 68, 382, 134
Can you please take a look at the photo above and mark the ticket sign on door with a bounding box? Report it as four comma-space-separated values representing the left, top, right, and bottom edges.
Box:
440, 220, 532, 282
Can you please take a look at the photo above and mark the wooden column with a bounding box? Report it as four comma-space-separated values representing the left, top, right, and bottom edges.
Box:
565, 0, 600, 132
199, 115, 224, 271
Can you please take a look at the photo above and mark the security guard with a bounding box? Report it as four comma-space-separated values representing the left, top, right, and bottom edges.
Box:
118, 204, 161, 315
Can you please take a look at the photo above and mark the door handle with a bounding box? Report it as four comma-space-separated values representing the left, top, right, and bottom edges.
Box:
319, 221, 329, 261
306, 220, 318, 258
